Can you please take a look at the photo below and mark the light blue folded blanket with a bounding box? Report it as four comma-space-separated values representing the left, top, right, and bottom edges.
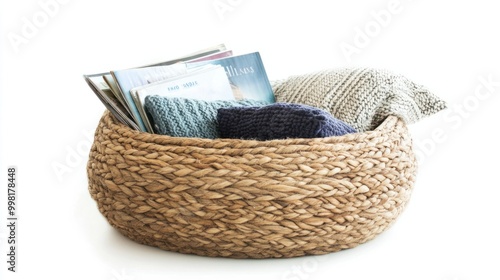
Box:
144, 96, 268, 138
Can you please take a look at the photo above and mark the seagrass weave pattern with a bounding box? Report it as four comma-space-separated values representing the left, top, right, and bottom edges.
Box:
87, 111, 417, 258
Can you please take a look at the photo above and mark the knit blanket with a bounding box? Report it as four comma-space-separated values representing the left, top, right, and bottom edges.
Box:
217, 103, 356, 140
272, 68, 447, 132
144, 96, 268, 138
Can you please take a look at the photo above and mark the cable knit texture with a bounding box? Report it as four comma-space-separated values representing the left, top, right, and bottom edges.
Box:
144, 96, 268, 138
272, 68, 447, 132
217, 103, 356, 140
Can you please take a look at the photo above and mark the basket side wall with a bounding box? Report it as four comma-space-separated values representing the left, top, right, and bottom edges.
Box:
87, 112, 417, 258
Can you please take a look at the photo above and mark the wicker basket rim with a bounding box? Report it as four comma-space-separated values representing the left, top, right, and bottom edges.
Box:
97, 110, 404, 152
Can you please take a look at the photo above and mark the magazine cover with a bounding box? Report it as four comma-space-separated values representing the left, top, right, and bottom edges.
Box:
111, 63, 188, 131
187, 52, 275, 103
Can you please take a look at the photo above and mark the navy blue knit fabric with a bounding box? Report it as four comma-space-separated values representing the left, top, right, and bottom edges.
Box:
217, 103, 357, 140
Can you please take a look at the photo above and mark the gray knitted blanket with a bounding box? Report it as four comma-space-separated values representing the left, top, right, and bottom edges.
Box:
272, 68, 447, 132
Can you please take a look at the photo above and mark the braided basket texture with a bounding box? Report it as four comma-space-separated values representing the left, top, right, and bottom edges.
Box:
87, 111, 417, 258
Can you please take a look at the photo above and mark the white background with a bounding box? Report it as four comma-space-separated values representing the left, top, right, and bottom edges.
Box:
1, 0, 499, 279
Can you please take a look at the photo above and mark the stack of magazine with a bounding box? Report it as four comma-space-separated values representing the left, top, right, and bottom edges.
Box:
84, 44, 276, 133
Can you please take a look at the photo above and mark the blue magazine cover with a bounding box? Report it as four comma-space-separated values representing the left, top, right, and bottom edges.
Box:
111, 64, 188, 132
186, 52, 275, 103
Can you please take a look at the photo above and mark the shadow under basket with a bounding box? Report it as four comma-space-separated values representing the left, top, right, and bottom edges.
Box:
87, 111, 417, 258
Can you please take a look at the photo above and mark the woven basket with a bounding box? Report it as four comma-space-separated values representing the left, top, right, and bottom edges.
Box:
87, 110, 417, 258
